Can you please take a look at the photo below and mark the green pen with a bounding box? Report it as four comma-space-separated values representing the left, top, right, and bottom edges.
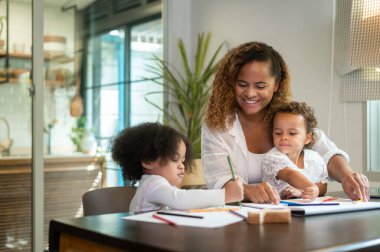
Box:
227, 155, 242, 207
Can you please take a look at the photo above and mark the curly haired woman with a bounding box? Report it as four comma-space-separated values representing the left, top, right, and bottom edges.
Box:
202, 41, 369, 203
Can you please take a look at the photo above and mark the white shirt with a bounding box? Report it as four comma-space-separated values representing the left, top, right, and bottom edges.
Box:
262, 147, 328, 192
129, 175, 225, 212
201, 113, 349, 189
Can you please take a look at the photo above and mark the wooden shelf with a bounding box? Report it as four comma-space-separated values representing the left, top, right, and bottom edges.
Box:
0, 50, 73, 63
0, 77, 66, 87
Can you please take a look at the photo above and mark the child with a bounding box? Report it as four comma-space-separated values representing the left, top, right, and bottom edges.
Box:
262, 102, 328, 200
111, 122, 244, 212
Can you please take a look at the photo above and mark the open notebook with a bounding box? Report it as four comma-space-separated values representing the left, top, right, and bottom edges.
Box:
243, 196, 380, 216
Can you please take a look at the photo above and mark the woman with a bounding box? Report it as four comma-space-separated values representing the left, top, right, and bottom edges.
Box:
202, 41, 369, 203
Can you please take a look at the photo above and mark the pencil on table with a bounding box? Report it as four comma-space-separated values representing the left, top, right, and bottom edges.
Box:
227, 155, 242, 207
152, 214, 177, 227
322, 197, 337, 202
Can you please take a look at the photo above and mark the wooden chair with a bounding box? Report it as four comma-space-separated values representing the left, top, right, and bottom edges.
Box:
82, 186, 136, 216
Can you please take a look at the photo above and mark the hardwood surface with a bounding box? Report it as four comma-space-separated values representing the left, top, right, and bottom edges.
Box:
49, 195, 380, 252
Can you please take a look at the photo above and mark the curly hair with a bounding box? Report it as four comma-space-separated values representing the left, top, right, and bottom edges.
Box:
266, 101, 318, 148
205, 41, 292, 130
110, 122, 195, 186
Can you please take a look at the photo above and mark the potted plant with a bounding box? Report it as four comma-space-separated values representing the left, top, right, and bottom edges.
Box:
145, 32, 224, 158
69, 116, 97, 154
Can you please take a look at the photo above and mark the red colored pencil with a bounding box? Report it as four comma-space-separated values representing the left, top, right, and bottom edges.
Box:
322, 197, 337, 202
152, 214, 177, 227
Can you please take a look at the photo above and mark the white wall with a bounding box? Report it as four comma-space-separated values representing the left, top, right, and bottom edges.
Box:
165, 0, 367, 190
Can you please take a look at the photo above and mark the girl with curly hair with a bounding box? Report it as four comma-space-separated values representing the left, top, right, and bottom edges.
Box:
262, 102, 328, 201
202, 41, 368, 204
111, 122, 243, 212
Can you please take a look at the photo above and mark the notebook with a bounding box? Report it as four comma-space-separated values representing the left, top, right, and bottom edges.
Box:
370, 187, 380, 198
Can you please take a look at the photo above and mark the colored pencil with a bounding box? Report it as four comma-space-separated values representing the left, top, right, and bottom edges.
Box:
227, 155, 242, 207
322, 197, 337, 202
280, 200, 339, 206
229, 209, 247, 220
157, 211, 204, 219
152, 214, 177, 226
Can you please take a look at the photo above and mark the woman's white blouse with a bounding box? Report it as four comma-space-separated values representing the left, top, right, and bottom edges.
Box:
129, 175, 225, 212
262, 147, 329, 192
201, 114, 349, 189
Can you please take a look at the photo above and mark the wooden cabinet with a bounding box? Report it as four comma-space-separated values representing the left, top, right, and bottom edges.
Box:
0, 155, 104, 250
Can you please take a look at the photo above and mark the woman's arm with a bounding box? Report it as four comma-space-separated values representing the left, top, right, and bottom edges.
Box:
312, 129, 369, 201
327, 155, 369, 201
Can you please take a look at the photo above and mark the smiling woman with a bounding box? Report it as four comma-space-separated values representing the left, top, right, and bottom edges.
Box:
202, 40, 369, 203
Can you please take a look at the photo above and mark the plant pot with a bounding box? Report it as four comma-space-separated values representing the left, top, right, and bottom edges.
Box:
80, 130, 97, 155
180, 159, 206, 189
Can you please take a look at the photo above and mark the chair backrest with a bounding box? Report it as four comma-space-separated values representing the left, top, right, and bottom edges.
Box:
82, 186, 136, 216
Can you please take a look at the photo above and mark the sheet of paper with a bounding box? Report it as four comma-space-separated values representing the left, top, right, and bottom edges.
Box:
242, 203, 287, 209
123, 207, 257, 228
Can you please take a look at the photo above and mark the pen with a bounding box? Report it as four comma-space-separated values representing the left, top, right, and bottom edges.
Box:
157, 211, 204, 219
322, 197, 337, 202
152, 214, 177, 226
227, 155, 242, 207
229, 209, 247, 220
280, 200, 339, 206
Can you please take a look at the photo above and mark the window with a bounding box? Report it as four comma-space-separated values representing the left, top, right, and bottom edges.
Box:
84, 18, 163, 186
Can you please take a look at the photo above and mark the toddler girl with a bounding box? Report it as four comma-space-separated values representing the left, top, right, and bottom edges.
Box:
262, 102, 328, 200
111, 122, 244, 212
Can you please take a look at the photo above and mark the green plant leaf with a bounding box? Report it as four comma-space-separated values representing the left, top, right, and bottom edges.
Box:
144, 32, 224, 158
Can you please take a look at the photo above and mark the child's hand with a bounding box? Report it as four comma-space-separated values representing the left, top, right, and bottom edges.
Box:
225, 177, 244, 204
280, 186, 302, 199
301, 185, 319, 200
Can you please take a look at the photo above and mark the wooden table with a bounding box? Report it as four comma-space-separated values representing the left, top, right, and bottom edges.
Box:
49, 196, 380, 252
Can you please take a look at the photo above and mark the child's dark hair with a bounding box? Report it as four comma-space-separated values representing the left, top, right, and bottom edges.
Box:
110, 122, 195, 186
266, 101, 318, 148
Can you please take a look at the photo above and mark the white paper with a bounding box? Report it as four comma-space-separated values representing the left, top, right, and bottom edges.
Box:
123, 207, 257, 228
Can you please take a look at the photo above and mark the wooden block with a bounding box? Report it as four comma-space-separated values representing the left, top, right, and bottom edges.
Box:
247, 211, 261, 224
263, 208, 291, 224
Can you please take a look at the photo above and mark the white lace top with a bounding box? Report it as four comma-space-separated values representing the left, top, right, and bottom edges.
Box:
262, 147, 328, 192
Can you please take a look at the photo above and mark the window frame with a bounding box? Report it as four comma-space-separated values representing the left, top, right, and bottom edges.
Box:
364, 101, 380, 181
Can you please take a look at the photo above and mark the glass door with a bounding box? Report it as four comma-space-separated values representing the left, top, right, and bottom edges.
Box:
0, 0, 33, 250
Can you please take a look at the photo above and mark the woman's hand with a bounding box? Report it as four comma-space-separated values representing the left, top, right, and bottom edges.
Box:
327, 155, 370, 201
243, 182, 280, 204
341, 172, 370, 201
